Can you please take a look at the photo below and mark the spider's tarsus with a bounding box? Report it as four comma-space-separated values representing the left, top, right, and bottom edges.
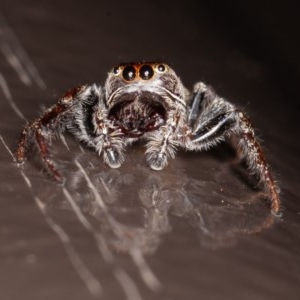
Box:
53, 173, 66, 185
269, 186, 281, 218
14, 157, 26, 166
104, 148, 123, 169
149, 163, 164, 171
271, 210, 283, 218
147, 152, 168, 171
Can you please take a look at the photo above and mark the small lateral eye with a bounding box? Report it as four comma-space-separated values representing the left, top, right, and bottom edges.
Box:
113, 66, 122, 75
122, 65, 136, 81
156, 64, 166, 73
139, 65, 154, 80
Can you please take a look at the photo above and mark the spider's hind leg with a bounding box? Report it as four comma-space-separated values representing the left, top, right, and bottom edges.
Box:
237, 112, 281, 216
186, 82, 280, 216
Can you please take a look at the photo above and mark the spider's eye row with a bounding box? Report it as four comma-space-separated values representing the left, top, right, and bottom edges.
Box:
139, 65, 154, 80
122, 66, 136, 81
114, 63, 167, 81
156, 64, 166, 73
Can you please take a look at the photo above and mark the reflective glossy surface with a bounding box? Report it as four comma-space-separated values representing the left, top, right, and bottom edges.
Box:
0, 1, 299, 300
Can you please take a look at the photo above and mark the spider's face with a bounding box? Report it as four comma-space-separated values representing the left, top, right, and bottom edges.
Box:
105, 62, 187, 108
104, 62, 187, 136
110, 62, 168, 84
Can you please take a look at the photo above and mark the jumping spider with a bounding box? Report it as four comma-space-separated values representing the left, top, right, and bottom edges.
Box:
15, 62, 280, 215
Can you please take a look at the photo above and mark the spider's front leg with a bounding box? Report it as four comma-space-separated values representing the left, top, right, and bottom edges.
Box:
145, 111, 182, 170
185, 82, 280, 216
92, 102, 125, 169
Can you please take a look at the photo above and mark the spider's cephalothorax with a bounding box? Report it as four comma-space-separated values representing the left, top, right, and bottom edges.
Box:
15, 62, 281, 216
104, 63, 186, 139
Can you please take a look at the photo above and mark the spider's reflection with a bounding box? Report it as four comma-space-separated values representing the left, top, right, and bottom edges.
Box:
37, 158, 276, 255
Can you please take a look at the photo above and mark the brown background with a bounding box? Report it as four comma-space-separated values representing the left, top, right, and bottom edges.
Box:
0, 1, 299, 300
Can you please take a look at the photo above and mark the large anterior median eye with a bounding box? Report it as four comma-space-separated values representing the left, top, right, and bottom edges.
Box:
122, 66, 136, 81
139, 65, 154, 80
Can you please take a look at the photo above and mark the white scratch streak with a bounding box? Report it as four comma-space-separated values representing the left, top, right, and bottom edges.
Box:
99, 177, 113, 197
0, 42, 32, 86
0, 13, 46, 89
63, 186, 146, 300
0, 134, 32, 189
62, 187, 114, 263
20, 170, 32, 189
114, 268, 143, 300
0, 133, 14, 159
130, 247, 162, 292
74, 160, 108, 213
0, 71, 27, 120
62, 187, 93, 230
59, 133, 70, 150
75, 159, 162, 292
0, 135, 101, 297
73, 162, 146, 299
34, 196, 103, 297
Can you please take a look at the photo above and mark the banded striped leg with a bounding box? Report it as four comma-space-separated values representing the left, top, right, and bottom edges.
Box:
65, 85, 125, 169
145, 111, 181, 170
93, 108, 125, 169
187, 82, 280, 216
14, 85, 96, 183
14, 102, 69, 183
